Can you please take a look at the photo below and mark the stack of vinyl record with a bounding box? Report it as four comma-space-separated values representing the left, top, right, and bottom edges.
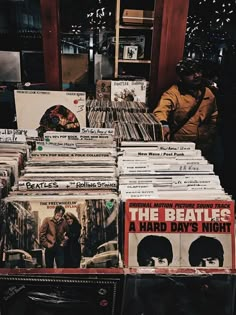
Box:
0, 128, 39, 199
87, 99, 163, 142
117, 140, 235, 270
118, 140, 231, 200
0, 128, 122, 270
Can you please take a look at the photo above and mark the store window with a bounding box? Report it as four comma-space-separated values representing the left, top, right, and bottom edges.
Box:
0, 0, 44, 86
59, 0, 116, 95
183, 0, 236, 200
0, 0, 44, 128
184, 0, 236, 90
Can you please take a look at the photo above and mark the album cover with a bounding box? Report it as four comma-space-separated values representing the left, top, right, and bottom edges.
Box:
0, 195, 120, 269
110, 35, 145, 59
123, 46, 138, 60
124, 199, 235, 269
111, 80, 147, 102
96, 80, 111, 100
14, 90, 86, 136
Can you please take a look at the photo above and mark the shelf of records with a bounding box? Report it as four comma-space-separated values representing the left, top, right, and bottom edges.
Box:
87, 100, 161, 142
0, 127, 235, 272
13, 89, 161, 142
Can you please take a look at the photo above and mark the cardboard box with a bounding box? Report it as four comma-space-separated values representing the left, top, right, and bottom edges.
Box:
122, 9, 154, 25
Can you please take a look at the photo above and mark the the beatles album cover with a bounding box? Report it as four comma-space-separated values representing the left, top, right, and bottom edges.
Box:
14, 90, 86, 136
111, 80, 147, 102
0, 195, 120, 269
124, 199, 235, 269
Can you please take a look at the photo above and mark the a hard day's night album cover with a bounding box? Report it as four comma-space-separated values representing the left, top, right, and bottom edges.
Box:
124, 199, 235, 269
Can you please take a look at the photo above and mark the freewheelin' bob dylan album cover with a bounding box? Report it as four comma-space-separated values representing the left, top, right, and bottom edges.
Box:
14, 90, 86, 136
0, 195, 120, 269
124, 199, 235, 269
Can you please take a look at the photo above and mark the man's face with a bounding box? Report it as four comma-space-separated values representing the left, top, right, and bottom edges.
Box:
59, 116, 68, 126
181, 71, 202, 88
145, 257, 169, 267
198, 257, 220, 267
54, 210, 63, 221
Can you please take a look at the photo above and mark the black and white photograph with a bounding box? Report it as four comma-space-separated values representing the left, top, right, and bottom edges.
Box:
181, 234, 233, 268
128, 233, 180, 268
123, 46, 138, 60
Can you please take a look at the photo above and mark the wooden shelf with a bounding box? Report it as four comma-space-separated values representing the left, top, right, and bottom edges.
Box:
0, 267, 235, 275
114, 0, 190, 107
119, 25, 153, 30
118, 59, 151, 64
0, 267, 236, 275
115, 0, 153, 79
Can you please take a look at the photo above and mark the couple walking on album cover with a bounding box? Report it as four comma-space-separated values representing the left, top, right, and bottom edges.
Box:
39, 205, 81, 268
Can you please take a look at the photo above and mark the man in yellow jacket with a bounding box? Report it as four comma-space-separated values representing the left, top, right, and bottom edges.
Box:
153, 58, 218, 163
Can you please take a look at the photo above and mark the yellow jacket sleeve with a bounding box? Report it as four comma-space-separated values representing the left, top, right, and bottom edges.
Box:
153, 85, 178, 122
